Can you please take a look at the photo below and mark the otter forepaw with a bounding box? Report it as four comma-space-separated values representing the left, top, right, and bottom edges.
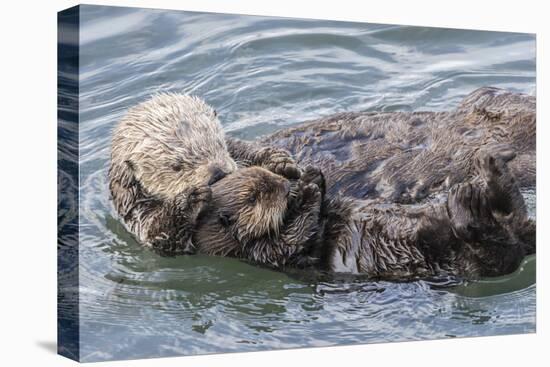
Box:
261, 147, 301, 179
175, 185, 212, 221
477, 152, 505, 180
151, 235, 197, 257
301, 166, 326, 198
178, 237, 197, 255
187, 185, 212, 218
288, 181, 321, 212
447, 182, 489, 240
187, 185, 212, 206
300, 182, 322, 208
476, 151, 526, 219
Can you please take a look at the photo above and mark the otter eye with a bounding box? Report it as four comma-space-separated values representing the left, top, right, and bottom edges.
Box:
171, 163, 183, 172
247, 195, 257, 205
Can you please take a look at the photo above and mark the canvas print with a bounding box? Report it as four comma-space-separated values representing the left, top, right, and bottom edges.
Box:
57, 4, 536, 362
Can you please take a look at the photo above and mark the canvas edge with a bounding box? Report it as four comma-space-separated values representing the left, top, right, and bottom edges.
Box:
57, 4, 81, 362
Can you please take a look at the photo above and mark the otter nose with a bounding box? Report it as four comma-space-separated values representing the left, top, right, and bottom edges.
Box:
208, 167, 227, 185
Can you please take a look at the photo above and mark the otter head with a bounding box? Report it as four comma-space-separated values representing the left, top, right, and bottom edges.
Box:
111, 93, 237, 199
210, 167, 291, 242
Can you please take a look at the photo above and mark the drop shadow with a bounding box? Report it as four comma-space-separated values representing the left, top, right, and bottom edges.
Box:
36, 340, 57, 354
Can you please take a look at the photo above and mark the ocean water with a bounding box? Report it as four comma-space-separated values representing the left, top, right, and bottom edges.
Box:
69, 5, 536, 362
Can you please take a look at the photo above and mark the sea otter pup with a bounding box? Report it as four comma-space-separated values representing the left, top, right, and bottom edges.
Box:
109, 93, 300, 255
194, 152, 535, 279
261, 87, 536, 203
193, 166, 324, 267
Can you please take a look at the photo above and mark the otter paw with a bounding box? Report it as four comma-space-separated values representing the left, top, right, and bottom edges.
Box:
476, 151, 525, 218
288, 181, 321, 211
176, 237, 197, 255
447, 182, 489, 240
477, 152, 505, 180
152, 236, 196, 257
261, 148, 301, 179
187, 185, 212, 215
300, 182, 322, 207
300, 166, 326, 197
175, 185, 212, 220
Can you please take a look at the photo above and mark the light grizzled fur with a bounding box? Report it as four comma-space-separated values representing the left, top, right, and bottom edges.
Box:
109, 94, 237, 255
109, 93, 301, 255
111, 93, 236, 199
261, 87, 536, 203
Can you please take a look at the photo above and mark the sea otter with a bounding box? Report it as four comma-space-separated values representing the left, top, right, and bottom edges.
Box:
260, 87, 536, 203
109, 93, 300, 255
193, 166, 324, 268
194, 151, 535, 279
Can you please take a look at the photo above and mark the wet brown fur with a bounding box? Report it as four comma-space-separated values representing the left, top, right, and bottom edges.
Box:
195, 153, 534, 279
194, 167, 322, 267
261, 87, 536, 203
193, 87, 536, 278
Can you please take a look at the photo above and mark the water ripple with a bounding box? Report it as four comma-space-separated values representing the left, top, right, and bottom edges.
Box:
74, 5, 536, 362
